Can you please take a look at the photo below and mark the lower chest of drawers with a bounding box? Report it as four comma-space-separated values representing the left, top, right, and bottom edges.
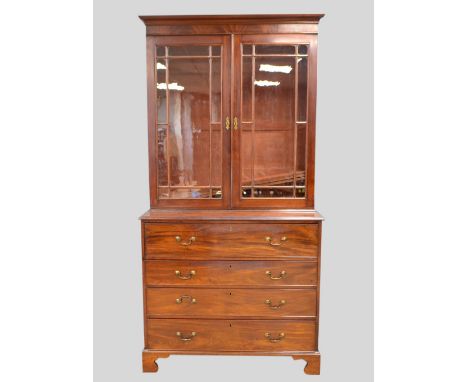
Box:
140, 218, 322, 373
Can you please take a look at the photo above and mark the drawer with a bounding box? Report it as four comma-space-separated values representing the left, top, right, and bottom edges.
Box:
144, 223, 319, 259
146, 288, 317, 318
145, 260, 318, 287
146, 319, 317, 352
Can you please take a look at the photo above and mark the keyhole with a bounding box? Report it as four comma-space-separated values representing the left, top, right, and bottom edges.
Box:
229, 292, 232, 296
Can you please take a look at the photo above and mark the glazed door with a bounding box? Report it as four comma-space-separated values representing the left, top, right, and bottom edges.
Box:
232, 35, 317, 208
148, 35, 231, 208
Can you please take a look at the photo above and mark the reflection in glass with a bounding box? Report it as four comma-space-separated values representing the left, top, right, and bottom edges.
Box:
211, 46, 221, 56
157, 125, 168, 186
253, 56, 295, 188
156, 59, 167, 123
159, 187, 211, 199
298, 45, 308, 55
255, 45, 295, 55
168, 46, 209, 56
240, 45, 309, 199
211, 58, 221, 123
243, 44, 253, 55
297, 57, 308, 121
155, 46, 224, 199
242, 56, 252, 121
253, 188, 294, 198
156, 46, 166, 57
295, 123, 307, 193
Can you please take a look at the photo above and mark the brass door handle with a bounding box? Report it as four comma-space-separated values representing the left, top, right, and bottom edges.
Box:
176, 295, 197, 304
265, 299, 286, 309
265, 332, 285, 342
175, 236, 196, 246
265, 236, 287, 246
225, 116, 230, 130
233, 116, 238, 130
176, 331, 197, 341
265, 270, 287, 280
174, 270, 196, 280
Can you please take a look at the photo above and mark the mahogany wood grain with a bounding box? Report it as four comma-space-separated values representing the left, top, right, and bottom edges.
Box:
146, 287, 317, 319
146, 319, 317, 352
144, 223, 319, 259
292, 354, 321, 375
140, 209, 324, 222
145, 260, 317, 287
142, 351, 170, 373
140, 14, 324, 36
139, 14, 325, 375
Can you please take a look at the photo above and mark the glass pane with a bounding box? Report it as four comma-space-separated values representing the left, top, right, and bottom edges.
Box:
297, 57, 308, 121
298, 45, 308, 55
157, 125, 168, 186
239, 44, 310, 200
168, 46, 209, 56
255, 45, 295, 55
242, 56, 252, 122
295, 187, 306, 198
212, 46, 221, 56
168, 58, 210, 188
253, 188, 294, 198
156, 46, 166, 57
296, 123, 307, 190
211, 58, 221, 123
156, 59, 167, 123
211, 124, 222, 186
211, 188, 222, 198
254, 56, 295, 187
159, 187, 211, 199
240, 123, 253, 189
242, 188, 252, 198
243, 44, 253, 55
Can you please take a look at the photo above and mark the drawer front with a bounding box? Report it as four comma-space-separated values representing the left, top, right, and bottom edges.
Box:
146, 288, 317, 318
145, 260, 318, 287
146, 319, 317, 352
144, 223, 319, 259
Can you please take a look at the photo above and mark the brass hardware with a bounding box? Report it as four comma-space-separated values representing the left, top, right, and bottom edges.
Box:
176, 295, 197, 304
265, 270, 287, 280
233, 116, 238, 130
175, 236, 196, 246
264, 332, 285, 342
265, 236, 287, 246
176, 331, 197, 341
265, 299, 286, 309
174, 270, 196, 280
225, 116, 231, 130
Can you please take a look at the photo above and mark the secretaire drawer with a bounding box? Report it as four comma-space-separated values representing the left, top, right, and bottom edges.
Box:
144, 223, 319, 259
144, 260, 318, 287
146, 319, 317, 352
146, 287, 317, 318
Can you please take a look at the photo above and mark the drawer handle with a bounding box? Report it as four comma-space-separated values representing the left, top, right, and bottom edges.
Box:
176, 295, 197, 304
265, 332, 285, 342
174, 270, 196, 280
176, 331, 197, 341
265, 270, 287, 280
265, 236, 287, 246
265, 299, 286, 309
175, 236, 196, 246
